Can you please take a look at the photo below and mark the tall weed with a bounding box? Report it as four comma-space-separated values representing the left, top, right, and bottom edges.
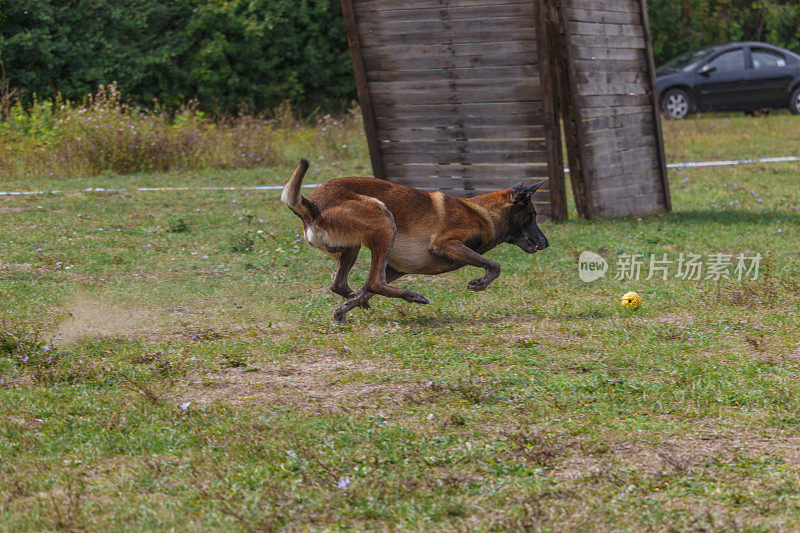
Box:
0, 82, 368, 181
0, 68, 18, 121
0, 83, 275, 179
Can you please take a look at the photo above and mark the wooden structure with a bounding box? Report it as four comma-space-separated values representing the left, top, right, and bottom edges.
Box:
545, 0, 671, 217
340, 0, 670, 220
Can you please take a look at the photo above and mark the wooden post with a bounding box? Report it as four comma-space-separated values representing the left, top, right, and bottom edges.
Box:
638, 0, 672, 211
534, 0, 567, 222
547, 0, 593, 218
339, 0, 385, 179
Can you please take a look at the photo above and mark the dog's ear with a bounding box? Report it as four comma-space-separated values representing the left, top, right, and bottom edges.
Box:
527, 180, 546, 194
511, 181, 534, 203
512, 180, 547, 204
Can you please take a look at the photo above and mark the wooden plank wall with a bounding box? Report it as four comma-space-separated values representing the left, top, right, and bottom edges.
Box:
341, 0, 565, 221
557, 0, 670, 217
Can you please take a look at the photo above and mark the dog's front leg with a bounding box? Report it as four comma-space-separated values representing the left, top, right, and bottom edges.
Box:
430, 240, 501, 292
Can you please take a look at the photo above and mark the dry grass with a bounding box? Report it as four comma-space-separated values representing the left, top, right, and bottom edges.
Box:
181, 353, 418, 413
0, 84, 274, 179
0, 84, 369, 186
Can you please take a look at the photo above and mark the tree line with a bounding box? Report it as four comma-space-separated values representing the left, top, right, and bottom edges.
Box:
1, 0, 799, 114
648, 0, 800, 68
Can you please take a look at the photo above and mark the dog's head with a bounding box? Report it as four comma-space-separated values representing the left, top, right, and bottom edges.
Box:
507, 181, 549, 254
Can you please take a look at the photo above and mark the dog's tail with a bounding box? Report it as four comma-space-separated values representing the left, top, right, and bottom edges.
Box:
281, 159, 313, 221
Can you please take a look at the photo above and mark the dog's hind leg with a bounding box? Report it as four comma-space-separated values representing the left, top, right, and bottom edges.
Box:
330, 246, 360, 298
362, 220, 428, 304
333, 267, 404, 323
323, 201, 426, 323
330, 246, 371, 310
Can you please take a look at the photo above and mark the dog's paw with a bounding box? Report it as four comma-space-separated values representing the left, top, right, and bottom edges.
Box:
403, 291, 430, 304
358, 301, 371, 310
332, 308, 348, 324
467, 278, 490, 291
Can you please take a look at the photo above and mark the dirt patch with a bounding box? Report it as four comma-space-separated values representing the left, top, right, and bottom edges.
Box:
53, 296, 165, 345
49, 292, 297, 345
650, 312, 696, 326
182, 352, 420, 412
0, 261, 48, 276
498, 317, 583, 348
5, 225, 38, 231
552, 431, 800, 481
0, 205, 25, 214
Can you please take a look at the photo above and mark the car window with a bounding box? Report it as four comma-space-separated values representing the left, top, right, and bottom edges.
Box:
752, 48, 787, 69
658, 47, 716, 73
706, 49, 745, 73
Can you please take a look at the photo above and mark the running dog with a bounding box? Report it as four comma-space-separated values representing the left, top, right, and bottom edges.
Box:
281, 160, 549, 323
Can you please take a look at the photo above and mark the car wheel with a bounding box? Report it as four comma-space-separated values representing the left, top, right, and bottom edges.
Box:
662, 88, 692, 119
789, 87, 800, 115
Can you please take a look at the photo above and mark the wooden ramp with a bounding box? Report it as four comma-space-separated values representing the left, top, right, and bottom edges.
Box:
550, 0, 671, 217
340, 0, 567, 221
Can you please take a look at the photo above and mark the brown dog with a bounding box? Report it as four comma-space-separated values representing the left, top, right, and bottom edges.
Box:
282, 159, 549, 323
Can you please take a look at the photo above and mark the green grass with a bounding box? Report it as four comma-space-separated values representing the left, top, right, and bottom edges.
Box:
1, 111, 800, 531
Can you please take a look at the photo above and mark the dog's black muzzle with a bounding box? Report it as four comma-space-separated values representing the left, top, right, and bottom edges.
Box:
513, 233, 549, 254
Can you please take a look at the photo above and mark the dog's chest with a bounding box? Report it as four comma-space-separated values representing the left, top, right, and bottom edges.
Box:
389, 235, 457, 274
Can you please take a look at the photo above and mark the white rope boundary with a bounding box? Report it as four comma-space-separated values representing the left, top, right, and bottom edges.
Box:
1, 155, 798, 197
0, 184, 309, 197
667, 155, 800, 168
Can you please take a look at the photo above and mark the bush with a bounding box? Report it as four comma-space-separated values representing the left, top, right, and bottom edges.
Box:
0, 0, 354, 115
0, 80, 372, 181
57, 85, 205, 175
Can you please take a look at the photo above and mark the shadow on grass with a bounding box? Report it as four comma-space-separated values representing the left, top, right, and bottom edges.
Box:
561, 208, 799, 227
364, 307, 616, 328
667, 209, 800, 226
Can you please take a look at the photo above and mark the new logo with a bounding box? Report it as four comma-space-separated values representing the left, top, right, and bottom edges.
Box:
578, 251, 608, 282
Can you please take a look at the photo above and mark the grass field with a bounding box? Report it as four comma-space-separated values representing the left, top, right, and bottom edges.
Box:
1, 111, 800, 531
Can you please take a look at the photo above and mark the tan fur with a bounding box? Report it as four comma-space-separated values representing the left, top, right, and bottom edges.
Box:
431, 191, 446, 221
280, 159, 311, 220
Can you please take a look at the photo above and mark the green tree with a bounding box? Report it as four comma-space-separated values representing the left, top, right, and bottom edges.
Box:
648, 0, 800, 65
0, 0, 354, 114
179, 0, 354, 113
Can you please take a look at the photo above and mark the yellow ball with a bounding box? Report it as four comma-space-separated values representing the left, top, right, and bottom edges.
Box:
621, 291, 642, 310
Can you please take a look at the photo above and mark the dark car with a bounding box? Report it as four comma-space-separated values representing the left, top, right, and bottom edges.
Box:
657, 42, 800, 119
